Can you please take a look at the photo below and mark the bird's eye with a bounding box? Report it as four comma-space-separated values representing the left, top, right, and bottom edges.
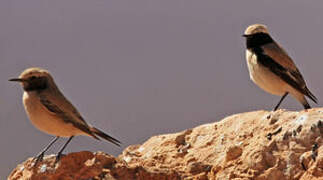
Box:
30, 76, 36, 80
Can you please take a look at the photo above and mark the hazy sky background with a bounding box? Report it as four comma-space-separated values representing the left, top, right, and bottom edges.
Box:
1, 0, 323, 177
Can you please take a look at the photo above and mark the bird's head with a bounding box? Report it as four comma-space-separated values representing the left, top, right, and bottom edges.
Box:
243, 24, 269, 38
242, 24, 274, 48
9, 67, 53, 92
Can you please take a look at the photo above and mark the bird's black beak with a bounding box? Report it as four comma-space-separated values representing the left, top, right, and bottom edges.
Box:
242, 34, 248, 37
9, 78, 26, 82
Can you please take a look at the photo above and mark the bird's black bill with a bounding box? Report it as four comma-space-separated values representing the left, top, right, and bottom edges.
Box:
9, 78, 26, 82
242, 34, 249, 37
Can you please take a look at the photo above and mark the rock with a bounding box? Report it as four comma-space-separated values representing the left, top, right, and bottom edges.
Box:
225, 145, 243, 161
8, 151, 181, 180
8, 109, 323, 180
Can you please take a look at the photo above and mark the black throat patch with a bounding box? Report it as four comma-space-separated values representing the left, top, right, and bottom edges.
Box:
246, 33, 274, 49
24, 77, 48, 92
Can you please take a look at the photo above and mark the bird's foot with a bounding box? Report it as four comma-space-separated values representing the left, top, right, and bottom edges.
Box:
33, 152, 45, 167
54, 153, 65, 164
266, 111, 275, 120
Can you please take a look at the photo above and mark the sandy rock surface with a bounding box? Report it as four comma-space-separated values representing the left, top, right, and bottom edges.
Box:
8, 109, 323, 180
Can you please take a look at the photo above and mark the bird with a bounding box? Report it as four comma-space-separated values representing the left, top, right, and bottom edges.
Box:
9, 67, 121, 165
243, 24, 317, 110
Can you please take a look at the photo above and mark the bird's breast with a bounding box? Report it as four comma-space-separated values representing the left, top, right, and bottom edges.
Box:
22, 92, 84, 137
245, 50, 289, 96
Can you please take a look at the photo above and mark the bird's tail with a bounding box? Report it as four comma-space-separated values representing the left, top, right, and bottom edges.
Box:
304, 87, 318, 104
90, 127, 121, 147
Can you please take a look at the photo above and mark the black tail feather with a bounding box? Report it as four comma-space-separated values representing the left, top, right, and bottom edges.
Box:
305, 87, 318, 104
91, 127, 121, 147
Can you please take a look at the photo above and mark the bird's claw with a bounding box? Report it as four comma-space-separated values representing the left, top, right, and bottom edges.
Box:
33, 152, 44, 166
54, 153, 63, 164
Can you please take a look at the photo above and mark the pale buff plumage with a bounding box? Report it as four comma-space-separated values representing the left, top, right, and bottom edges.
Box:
244, 24, 317, 109
12, 67, 120, 144
246, 49, 307, 103
10, 67, 120, 164
17, 68, 93, 137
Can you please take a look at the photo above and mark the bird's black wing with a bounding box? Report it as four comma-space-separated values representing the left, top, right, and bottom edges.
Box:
253, 47, 317, 103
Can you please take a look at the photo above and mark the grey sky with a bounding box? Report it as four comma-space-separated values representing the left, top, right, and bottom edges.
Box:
1, 0, 323, 177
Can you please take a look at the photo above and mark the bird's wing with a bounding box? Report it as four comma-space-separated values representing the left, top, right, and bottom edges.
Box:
262, 42, 299, 71
254, 46, 317, 103
38, 92, 99, 139
39, 91, 121, 145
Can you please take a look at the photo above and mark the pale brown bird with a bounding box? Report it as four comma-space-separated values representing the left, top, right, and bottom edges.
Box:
243, 24, 317, 110
10, 67, 121, 164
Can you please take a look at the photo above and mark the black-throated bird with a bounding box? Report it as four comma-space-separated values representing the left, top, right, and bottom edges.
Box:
243, 24, 317, 110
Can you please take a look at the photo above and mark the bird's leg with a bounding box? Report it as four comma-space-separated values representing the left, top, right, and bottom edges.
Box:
302, 101, 311, 110
273, 92, 288, 111
55, 136, 74, 163
33, 136, 60, 166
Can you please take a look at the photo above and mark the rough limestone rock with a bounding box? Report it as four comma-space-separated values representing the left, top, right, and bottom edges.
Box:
8, 109, 323, 180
